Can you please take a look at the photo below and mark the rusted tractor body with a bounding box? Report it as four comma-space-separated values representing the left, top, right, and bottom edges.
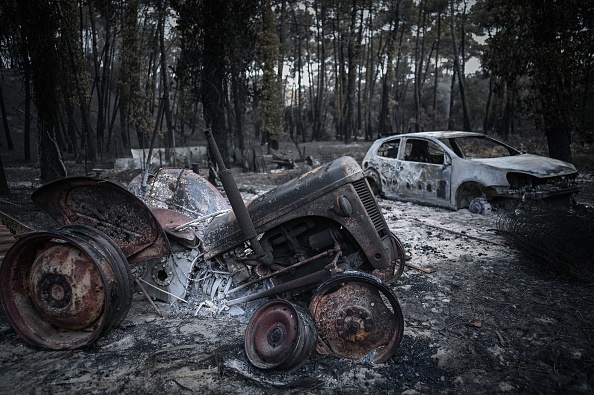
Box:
0, 132, 406, 369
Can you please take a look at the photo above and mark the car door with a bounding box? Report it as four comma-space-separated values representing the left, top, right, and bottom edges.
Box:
372, 137, 403, 197
395, 137, 452, 207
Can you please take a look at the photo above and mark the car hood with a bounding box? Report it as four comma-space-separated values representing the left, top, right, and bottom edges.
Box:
470, 154, 577, 177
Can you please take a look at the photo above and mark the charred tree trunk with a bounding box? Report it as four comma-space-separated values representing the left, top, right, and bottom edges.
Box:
0, 84, 14, 150
413, 1, 426, 133
158, 0, 174, 163
432, 14, 442, 129
450, 0, 471, 131
0, 155, 9, 194
378, 2, 402, 137
16, 0, 66, 182
202, 0, 230, 166
343, 0, 360, 144
16, 27, 33, 161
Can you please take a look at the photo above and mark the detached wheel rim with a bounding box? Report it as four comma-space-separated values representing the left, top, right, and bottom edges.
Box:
244, 299, 317, 371
309, 271, 404, 363
0, 226, 132, 350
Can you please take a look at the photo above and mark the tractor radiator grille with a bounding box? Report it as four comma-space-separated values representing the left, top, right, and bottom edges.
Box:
353, 178, 387, 236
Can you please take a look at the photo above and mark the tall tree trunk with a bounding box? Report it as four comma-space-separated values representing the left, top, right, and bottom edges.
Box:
413, 1, 426, 132
202, 0, 230, 166
447, 66, 456, 130
120, 0, 148, 149
231, 65, 245, 150
57, 0, 97, 162
158, 0, 174, 163
290, 4, 305, 142
17, 29, 33, 161
378, 2, 402, 137
313, 0, 326, 142
344, 0, 360, 144
16, 0, 66, 181
363, 0, 375, 141
0, 85, 14, 150
546, 122, 572, 163
89, 5, 105, 149
483, 74, 495, 133
0, 155, 9, 194
432, 13, 442, 129
449, 0, 471, 131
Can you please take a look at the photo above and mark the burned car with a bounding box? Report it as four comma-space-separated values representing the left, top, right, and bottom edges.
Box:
362, 131, 580, 212
0, 131, 406, 371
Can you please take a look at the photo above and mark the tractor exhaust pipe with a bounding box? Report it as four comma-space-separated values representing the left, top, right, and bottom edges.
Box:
204, 129, 272, 265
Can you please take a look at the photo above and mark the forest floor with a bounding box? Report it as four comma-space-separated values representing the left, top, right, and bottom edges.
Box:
0, 142, 594, 394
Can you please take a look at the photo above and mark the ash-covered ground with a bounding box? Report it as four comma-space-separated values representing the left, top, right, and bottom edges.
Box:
1, 164, 593, 395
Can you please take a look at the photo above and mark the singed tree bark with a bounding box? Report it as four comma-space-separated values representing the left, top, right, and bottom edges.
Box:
158, 0, 174, 163
343, 0, 360, 144
449, 0, 471, 131
362, 0, 374, 141
483, 74, 495, 133
89, 1, 115, 153
18, 32, 32, 161
56, 0, 97, 163
120, 0, 149, 149
312, 0, 326, 142
202, 0, 230, 166
289, 4, 306, 142
16, 0, 66, 182
413, 0, 426, 132
230, 64, 246, 150
432, 12, 442, 129
0, 84, 14, 150
378, 2, 402, 137
0, 155, 9, 194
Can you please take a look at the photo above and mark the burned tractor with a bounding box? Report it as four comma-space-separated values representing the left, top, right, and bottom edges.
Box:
0, 130, 406, 370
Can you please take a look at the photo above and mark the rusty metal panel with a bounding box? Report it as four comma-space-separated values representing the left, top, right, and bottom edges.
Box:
204, 157, 371, 253
31, 177, 170, 263
128, 168, 229, 220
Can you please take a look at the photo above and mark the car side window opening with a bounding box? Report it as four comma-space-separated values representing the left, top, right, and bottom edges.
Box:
405, 139, 444, 164
378, 139, 401, 159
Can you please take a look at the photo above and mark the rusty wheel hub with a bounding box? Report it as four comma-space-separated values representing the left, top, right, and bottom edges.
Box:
29, 244, 106, 331
336, 305, 374, 343
309, 271, 404, 363
244, 299, 317, 371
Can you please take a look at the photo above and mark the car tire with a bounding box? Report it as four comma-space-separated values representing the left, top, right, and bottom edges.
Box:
456, 182, 485, 209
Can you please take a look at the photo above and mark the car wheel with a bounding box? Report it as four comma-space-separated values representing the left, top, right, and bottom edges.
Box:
456, 182, 485, 209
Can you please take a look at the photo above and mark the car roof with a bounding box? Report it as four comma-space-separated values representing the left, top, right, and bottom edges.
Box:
379, 131, 482, 140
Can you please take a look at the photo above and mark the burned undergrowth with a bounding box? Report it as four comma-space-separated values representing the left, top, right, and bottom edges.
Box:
1, 164, 594, 394
496, 204, 594, 283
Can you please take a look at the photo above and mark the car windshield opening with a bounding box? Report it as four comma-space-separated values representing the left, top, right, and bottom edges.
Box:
447, 136, 519, 159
